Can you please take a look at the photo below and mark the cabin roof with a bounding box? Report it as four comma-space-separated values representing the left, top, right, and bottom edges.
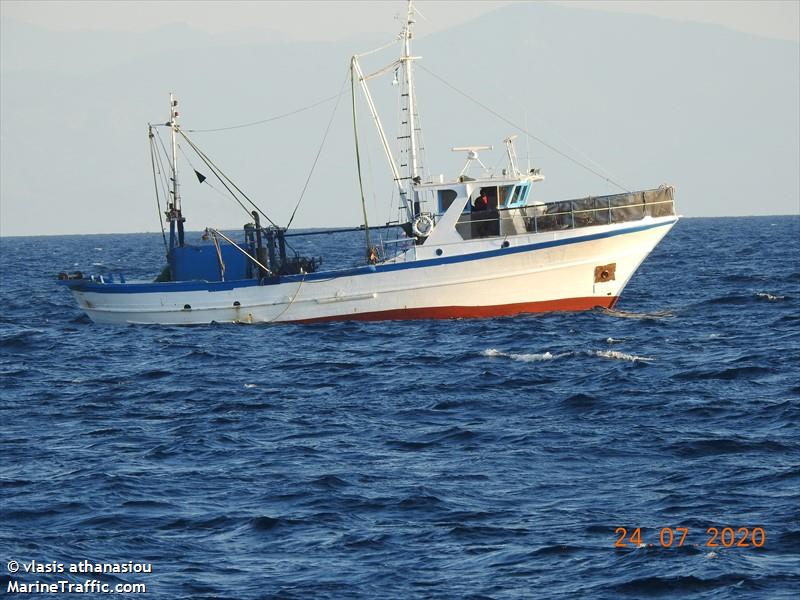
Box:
415, 173, 543, 190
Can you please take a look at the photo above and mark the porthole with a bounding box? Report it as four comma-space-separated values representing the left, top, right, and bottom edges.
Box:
183, 304, 191, 310
501, 240, 510, 248
436, 249, 443, 256
233, 301, 241, 307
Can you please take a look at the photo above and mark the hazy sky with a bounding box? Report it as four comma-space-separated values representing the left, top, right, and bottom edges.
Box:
3, 1, 798, 41
1, 1, 798, 236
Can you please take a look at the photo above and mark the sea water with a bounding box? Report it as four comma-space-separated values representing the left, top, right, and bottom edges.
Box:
1, 216, 798, 598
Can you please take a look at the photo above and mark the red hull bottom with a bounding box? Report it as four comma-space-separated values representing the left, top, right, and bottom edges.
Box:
296, 295, 620, 324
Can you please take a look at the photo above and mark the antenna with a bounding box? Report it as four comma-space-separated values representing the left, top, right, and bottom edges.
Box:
524, 112, 531, 172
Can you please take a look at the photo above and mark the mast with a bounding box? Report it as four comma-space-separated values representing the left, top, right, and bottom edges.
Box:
168, 93, 185, 247
170, 93, 180, 213
402, 0, 419, 186
349, 0, 422, 224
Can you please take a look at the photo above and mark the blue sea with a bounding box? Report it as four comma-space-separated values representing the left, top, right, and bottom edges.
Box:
1, 216, 799, 599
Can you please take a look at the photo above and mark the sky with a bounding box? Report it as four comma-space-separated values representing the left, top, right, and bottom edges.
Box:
1, 1, 798, 236
2, 1, 798, 42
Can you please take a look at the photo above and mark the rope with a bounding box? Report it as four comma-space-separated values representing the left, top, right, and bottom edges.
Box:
184, 94, 341, 133
268, 275, 306, 323
286, 68, 350, 230
417, 64, 632, 193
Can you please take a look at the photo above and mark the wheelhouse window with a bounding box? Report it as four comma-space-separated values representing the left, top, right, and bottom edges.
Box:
505, 183, 530, 208
497, 185, 514, 207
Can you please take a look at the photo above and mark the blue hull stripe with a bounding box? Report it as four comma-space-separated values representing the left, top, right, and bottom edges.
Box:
60, 219, 677, 295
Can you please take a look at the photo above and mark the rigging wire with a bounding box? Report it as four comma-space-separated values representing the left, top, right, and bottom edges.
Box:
152, 127, 176, 204
175, 142, 251, 217
178, 130, 279, 227
351, 59, 373, 259
416, 64, 632, 193
518, 100, 620, 183
155, 123, 267, 224
363, 103, 380, 230
355, 37, 401, 60
285, 67, 350, 230
151, 128, 175, 218
184, 141, 262, 222
183, 94, 341, 133
147, 127, 168, 252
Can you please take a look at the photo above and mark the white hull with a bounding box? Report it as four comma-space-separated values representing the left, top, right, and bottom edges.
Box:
66, 218, 677, 325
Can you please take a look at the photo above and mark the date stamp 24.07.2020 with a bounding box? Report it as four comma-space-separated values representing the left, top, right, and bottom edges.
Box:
614, 526, 766, 549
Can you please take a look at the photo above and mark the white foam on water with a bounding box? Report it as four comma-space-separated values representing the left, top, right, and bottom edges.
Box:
244, 383, 257, 389
755, 292, 785, 301
482, 349, 571, 362
484, 348, 652, 363
592, 350, 654, 363
512, 351, 558, 362
605, 337, 625, 344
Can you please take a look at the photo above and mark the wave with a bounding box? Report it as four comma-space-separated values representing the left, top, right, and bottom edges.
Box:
482, 348, 570, 362
309, 474, 350, 489
0, 328, 46, 349
386, 426, 480, 451
755, 291, 787, 301
671, 437, 792, 458
599, 308, 675, 319
562, 393, 598, 407
250, 515, 295, 531
673, 365, 772, 381
483, 348, 653, 363
701, 294, 753, 306
702, 291, 790, 306
592, 350, 654, 362
614, 574, 753, 594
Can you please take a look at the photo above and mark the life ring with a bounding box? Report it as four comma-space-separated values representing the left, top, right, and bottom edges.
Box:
411, 214, 434, 238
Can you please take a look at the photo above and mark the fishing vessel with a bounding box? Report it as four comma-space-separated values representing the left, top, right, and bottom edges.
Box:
58, 1, 678, 325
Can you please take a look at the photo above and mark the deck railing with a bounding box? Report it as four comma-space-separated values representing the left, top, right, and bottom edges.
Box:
455, 186, 675, 239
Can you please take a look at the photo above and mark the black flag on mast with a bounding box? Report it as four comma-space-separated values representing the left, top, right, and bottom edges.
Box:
194, 170, 207, 184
